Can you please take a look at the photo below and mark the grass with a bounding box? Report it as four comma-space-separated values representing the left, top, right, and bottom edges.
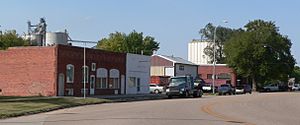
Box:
0, 96, 111, 119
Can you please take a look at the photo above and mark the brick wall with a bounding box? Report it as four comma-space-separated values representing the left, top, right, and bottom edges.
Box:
0, 45, 127, 97
57, 45, 126, 96
198, 65, 237, 87
0, 46, 57, 96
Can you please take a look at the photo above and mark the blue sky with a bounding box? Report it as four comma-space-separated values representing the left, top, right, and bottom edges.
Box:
1, 0, 299, 64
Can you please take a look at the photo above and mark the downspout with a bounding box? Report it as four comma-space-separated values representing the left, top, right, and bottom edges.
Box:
54, 45, 59, 96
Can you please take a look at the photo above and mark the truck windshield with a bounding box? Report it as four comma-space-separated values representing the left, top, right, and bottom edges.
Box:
169, 78, 186, 86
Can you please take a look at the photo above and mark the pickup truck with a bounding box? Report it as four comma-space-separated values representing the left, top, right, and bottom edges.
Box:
202, 84, 212, 92
263, 84, 280, 92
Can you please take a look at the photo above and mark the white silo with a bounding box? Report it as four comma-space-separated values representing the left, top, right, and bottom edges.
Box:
45, 32, 68, 46
31, 34, 43, 46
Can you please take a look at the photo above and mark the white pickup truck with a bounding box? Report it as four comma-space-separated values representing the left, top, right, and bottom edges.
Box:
202, 84, 212, 92
149, 84, 164, 94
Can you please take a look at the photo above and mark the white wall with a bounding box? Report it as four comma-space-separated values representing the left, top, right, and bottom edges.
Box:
175, 64, 198, 79
165, 67, 174, 77
126, 53, 151, 94
188, 40, 210, 65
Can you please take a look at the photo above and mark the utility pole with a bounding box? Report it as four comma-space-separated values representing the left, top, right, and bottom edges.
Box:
68, 40, 98, 99
212, 20, 228, 94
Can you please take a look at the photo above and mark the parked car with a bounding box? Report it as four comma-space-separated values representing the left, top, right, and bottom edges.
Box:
235, 86, 244, 94
243, 84, 252, 94
202, 84, 212, 92
292, 84, 300, 91
218, 84, 235, 95
263, 84, 279, 92
149, 84, 164, 94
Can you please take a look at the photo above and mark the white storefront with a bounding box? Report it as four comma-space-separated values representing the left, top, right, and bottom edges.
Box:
125, 53, 151, 94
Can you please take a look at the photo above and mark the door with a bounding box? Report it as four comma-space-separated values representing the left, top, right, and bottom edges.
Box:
121, 75, 125, 94
90, 75, 95, 95
58, 73, 65, 96
137, 78, 141, 92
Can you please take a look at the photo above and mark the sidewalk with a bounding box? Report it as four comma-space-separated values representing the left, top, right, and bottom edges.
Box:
93, 94, 168, 102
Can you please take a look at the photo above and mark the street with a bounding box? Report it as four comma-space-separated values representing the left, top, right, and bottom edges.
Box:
1, 92, 300, 125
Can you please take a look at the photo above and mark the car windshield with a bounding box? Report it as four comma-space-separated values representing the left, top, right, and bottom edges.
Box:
203, 84, 211, 87
236, 86, 243, 89
169, 77, 186, 87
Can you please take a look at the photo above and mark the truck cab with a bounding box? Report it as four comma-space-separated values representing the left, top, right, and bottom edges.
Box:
166, 76, 203, 98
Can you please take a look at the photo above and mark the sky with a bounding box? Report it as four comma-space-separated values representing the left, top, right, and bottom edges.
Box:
1, 0, 299, 64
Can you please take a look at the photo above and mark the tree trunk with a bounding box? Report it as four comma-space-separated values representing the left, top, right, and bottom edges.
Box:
252, 76, 257, 91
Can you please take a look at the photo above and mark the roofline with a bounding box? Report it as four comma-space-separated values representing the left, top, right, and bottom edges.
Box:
152, 54, 176, 63
152, 54, 198, 65
175, 62, 198, 66
199, 64, 228, 66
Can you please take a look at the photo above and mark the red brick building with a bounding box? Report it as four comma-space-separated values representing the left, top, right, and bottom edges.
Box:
0, 45, 126, 96
198, 64, 237, 87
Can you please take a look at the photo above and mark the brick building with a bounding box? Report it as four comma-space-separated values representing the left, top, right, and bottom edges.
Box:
0, 45, 127, 96
198, 64, 237, 87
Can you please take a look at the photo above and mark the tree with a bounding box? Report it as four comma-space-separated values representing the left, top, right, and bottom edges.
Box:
290, 66, 300, 83
199, 23, 237, 64
224, 19, 295, 91
0, 30, 30, 50
96, 30, 159, 55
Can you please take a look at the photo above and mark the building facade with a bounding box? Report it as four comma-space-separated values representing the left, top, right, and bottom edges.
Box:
198, 64, 237, 87
188, 39, 211, 65
0, 45, 127, 96
151, 54, 198, 79
188, 39, 237, 87
126, 53, 150, 94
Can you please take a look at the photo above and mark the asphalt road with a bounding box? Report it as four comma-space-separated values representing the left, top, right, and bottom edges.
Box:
1, 92, 300, 125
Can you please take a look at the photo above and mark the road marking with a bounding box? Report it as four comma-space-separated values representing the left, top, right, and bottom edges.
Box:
201, 102, 256, 125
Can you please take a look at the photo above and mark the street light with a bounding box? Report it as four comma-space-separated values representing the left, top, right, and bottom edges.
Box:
212, 20, 228, 94
68, 40, 98, 99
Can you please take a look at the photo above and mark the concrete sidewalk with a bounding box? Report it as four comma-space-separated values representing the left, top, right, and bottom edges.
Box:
92, 94, 168, 102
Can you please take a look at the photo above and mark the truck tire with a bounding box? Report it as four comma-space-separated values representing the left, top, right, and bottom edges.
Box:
168, 95, 172, 99
185, 91, 189, 98
193, 91, 199, 98
193, 90, 202, 98
154, 89, 159, 94
199, 90, 203, 98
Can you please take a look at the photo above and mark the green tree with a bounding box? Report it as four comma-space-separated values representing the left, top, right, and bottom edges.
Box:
290, 66, 300, 83
96, 30, 159, 55
199, 23, 238, 64
0, 30, 30, 50
224, 19, 295, 91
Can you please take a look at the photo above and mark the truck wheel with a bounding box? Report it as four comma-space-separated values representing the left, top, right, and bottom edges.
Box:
198, 90, 203, 98
168, 95, 172, 99
185, 91, 189, 97
154, 89, 159, 94
193, 91, 199, 98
